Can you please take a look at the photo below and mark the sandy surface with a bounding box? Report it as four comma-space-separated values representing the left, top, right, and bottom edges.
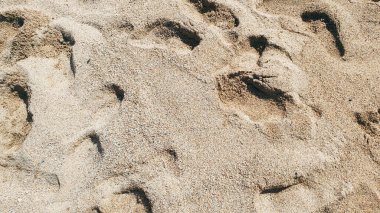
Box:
0, 0, 380, 212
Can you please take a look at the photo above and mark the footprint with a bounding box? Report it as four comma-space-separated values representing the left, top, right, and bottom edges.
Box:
0, 10, 128, 212
217, 71, 288, 121
106, 84, 125, 103
187, 0, 239, 29
96, 188, 152, 213
355, 109, 380, 164
258, 1, 352, 58
15, 15, 116, 126
259, 174, 304, 195
254, 174, 373, 213
355, 110, 380, 136
318, 184, 380, 212
0, 157, 60, 211
51, 17, 106, 77
216, 37, 307, 122
0, 158, 60, 191
59, 130, 105, 198
301, 11, 345, 57
0, 71, 32, 152
0, 10, 72, 62
70, 131, 104, 157
0, 13, 24, 53
131, 19, 201, 51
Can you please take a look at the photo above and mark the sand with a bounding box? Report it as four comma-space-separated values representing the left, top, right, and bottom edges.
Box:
0, 0, 379, 212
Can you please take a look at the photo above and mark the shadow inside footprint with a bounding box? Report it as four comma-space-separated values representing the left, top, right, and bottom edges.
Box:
355, 110, 380, 136
60, 30, 76, 46
301, 11, 345, 57
121, 188, 153, 213
10, 84, 33, 122
249, 36, 269, 56
89, 133, 104, 156
0, 15, 24, 28
108, 84, 125, 102
260, 184, 293, 194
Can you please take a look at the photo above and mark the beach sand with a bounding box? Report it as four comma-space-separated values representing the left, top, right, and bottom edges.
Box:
0, 0, 379, 212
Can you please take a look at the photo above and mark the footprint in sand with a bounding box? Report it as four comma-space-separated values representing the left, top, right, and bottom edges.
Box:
216, 34, 308, 123
355, 109, 380, 164
0, 9, 128, 211
130, 19, 202, 52
0, 69, 32, 154
257, 0, 361, 59
213, 1, 361, 147
0, 13, 24, 54
0, 159, 61, 212
187, 0, 239, 29
90, 188, 152, 213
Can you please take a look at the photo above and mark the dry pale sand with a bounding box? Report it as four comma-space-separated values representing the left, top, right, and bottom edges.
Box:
0, 0, 379, 212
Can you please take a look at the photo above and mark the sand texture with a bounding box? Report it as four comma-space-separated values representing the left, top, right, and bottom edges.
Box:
0, 0, 380, 212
